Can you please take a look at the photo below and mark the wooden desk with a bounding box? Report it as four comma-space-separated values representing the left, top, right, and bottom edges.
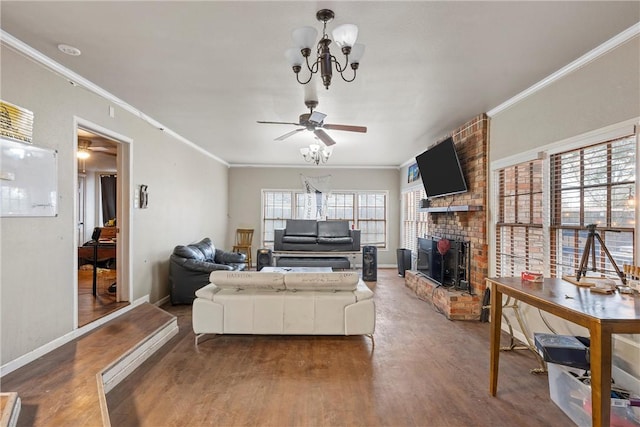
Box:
78, 241, 116, 296
487, 277, 640, 427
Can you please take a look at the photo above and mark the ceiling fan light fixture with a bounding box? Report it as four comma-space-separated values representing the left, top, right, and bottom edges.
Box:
77, 148, 90, 159
286, 9, 364, 90
301, 143, 332, 165
308, 111, 327, 125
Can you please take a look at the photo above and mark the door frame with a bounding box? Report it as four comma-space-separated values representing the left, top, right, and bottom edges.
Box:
74, 117, 133, 328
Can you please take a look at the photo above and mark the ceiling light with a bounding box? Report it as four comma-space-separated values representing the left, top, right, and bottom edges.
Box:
58, 44, 81, 56
300, 143, 332, 165
77, 148, 90, 159
285, 9, 364, 90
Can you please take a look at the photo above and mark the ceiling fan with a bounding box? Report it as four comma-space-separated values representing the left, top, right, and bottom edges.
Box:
78, 139, 116, 156
257, 100, 367, 146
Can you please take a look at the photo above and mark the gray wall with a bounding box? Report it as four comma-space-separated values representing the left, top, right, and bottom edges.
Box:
491, 37, 640, 163
227, 167, 401, 266
0, 46, 230, 365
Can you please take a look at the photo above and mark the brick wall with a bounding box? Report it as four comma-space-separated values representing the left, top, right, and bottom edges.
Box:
406, 114, 488, 319
426, 114, 488, 296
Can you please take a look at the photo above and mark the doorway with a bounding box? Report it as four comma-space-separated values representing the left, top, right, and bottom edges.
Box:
75, 123, 131, 327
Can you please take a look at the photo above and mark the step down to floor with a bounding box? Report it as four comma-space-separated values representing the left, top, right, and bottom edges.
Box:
0, 393, 20, 427
1, 303, 178, 427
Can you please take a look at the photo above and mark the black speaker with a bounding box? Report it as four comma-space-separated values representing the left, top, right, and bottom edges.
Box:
397, 248, 412, 277
362, 246, 377, 282
256, 248, 272, 271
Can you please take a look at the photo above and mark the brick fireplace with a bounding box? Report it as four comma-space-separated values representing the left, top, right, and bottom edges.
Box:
405, 113, 488, 320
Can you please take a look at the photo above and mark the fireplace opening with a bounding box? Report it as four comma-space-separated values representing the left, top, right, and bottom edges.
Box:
416, 236, 471, 293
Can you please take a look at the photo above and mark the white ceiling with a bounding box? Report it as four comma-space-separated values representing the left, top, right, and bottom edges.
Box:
1, 1, 639, 168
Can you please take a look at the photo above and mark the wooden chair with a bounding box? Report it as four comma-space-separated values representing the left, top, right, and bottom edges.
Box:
232, 228, 254, 269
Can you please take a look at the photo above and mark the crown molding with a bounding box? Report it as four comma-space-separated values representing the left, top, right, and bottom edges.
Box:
0, 29, 229, 167
487, 22, 640, 117
229, 163, 399, 169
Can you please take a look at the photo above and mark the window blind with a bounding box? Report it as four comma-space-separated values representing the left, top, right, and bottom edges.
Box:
549, 135, 636, 277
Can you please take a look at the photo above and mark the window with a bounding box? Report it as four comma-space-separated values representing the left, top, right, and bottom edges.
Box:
495, 160, 545, 277
358, 193, 387, 247
262, 191, 292, 247
262, 190, 387, 248
494, 134, 636, 279
550, 135, 635, 278
401, 188, 429, 254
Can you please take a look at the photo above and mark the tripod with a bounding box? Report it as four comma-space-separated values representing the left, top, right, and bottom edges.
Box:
576, 224, 626, 285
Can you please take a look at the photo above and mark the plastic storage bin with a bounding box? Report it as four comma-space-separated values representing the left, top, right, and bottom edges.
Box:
547, 363, 640, 426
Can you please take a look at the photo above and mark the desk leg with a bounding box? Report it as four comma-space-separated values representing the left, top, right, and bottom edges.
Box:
92, 244, 98, 297
589, 325, 612, 427
489, 282, 502, 396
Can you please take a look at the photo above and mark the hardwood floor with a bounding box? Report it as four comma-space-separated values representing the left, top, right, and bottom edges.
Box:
104, 269, 571, 427
78, 266, 128, 327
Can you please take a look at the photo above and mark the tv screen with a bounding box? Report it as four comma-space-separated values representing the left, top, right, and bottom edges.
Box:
415, 137, 467, 199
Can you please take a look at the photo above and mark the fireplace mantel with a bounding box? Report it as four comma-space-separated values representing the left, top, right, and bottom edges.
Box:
419, 205, 482, 213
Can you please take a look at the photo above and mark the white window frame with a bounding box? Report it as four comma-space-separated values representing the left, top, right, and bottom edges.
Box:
261, 189, 388, 249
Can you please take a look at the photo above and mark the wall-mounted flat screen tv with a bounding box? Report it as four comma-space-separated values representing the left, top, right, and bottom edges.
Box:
415, 137, 467, 199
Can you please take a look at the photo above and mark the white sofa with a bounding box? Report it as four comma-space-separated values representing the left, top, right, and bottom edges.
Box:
192, 270, 375, 343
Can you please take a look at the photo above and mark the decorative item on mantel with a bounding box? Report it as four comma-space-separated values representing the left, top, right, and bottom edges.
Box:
0, 100, 34, 143
285, 9, 365, 90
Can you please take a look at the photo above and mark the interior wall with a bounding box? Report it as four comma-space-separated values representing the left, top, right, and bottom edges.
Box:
489, 36, 640, 376
0, 46, 229, 366
490, 36, 640, 163
227, 167, 401, 266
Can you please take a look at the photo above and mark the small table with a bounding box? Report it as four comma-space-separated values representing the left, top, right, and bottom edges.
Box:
260, 266, 332, 273
487, 277, 640, 427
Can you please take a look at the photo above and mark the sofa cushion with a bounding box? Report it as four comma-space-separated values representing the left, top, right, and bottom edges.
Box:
194, 283, 221, 300
282, 235, 318, 244
285, 219, 318, 236
191, 238, 215, 261
173, 244, 205, 261
284, 272, 359, 291
317, 236, 353, 245
317, 221, 350, 238
209, 271, 285, 290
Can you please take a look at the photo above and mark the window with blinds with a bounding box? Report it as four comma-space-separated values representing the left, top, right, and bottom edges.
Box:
401, 188, 428, 255
495, 160, 545, 277
550, 135, 636, 278
262, 190, 387, 248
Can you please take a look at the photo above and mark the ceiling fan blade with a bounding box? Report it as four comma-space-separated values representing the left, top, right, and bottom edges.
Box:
314, 129, 337, 147
275, 128, 305, 141
257, 120, 301, 126
88, 146, 111, 152
322, 124, 367, 133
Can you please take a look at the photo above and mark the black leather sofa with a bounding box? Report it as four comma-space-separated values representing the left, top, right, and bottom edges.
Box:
273, 220, 360, 269
274, 220, 360, 252
169, 237, 246, 304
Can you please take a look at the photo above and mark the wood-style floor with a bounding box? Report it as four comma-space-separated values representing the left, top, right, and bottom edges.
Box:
104, 269, 570, 427
78, 266, 128, 327
1, 303, 175, 426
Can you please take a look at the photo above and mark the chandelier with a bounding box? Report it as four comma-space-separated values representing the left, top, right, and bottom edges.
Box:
300, 143, 332, 165
285, 9, 365, 90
